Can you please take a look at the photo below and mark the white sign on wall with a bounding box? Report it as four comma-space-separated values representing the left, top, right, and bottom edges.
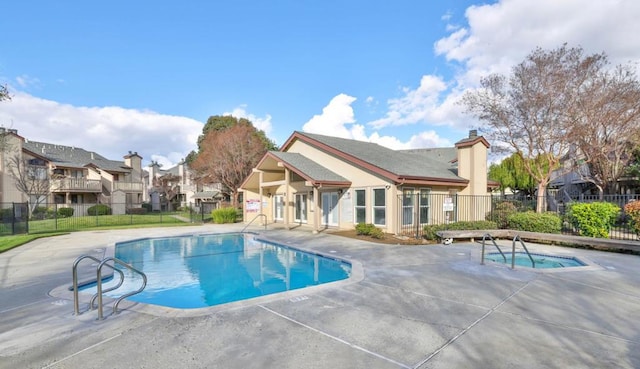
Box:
443, 197, 454, 212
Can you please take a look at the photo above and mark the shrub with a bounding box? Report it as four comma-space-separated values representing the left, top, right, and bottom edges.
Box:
31, 206, 53, 220
354, 223, 385, 239
623, 200, 640, 236
566, 202, 620, 238
141, 202, 153, 212
87, 204, 112, 216
507, 211, 561, 233
1, 208, 13, 220
57, 207, 74, 217
422, 220, 498, 240
212, 207, 238, 224
126, 207, 147, 215
355, 223, 375, 235
485, 201, 518, 229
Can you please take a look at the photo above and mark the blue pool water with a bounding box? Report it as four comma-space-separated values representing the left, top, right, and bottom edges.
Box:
485, 252, 586, 268
89, 233, 351, 308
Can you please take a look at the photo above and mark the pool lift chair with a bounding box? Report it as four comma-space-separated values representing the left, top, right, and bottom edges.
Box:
72, 255, 147, 320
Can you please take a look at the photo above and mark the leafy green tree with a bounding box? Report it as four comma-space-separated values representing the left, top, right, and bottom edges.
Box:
191, 116, 277, 206
197, 115, 277, 151
489, 153, 536, 196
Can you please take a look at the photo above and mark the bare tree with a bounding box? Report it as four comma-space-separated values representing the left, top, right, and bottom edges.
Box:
191, 122, 269, 207
8, 155, 51, 216
462, 45, 608, 212
568, 64, 640, 197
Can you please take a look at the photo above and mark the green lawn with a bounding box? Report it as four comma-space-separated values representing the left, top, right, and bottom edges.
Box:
0, 232, 68, 253
0, 212, 202, 253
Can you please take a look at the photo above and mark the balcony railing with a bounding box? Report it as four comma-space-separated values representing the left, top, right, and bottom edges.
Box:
113, 182, 144, 192
51, 178, 102, 192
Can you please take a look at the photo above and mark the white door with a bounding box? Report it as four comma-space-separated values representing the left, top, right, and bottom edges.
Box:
274, 195, 284, 221
321, 192, 339, 226
295, 194, 307, 223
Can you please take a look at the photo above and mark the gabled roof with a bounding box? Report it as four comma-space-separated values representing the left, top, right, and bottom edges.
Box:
269, 151, 350, 186
23, 141, 130, 173
280, 131, 468, 186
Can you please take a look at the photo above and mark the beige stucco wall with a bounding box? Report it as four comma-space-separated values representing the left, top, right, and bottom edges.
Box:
456, 142, 488, 196
243, 134, 491, 233
0, 133, 26, 203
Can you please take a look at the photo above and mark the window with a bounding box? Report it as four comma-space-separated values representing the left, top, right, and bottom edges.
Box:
372, 188, 386, 226
402, 188, 414, 225
419, 189, 430, 224
27, 166, 47, 180
354, 189, 366, 224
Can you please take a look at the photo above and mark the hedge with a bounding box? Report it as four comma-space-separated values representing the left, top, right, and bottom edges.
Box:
507, 211, 561, 234
566, 202, 619, 238
211, 207, 239, 224
57, 207, 74, 217
355, 223, 385, 239
87, 204, 112, 216
485, 201, 518, 229
422, 220, 497, 240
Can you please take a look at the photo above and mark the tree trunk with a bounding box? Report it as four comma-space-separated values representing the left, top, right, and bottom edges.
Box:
536, 183, 547, 213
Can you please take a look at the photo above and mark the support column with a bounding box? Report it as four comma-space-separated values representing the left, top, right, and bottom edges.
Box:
313, 187, 320, 233
258, 171, 265, 225
284, 168, 290, 229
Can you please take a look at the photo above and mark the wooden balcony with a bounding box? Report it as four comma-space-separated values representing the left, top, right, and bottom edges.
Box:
51, 178, 102, 192
113, 182, 144, 192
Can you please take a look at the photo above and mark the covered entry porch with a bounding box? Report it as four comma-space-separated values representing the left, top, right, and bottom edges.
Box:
240, 152, 351, 232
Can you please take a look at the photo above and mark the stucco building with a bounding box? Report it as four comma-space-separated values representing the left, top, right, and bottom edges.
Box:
240, 130, 491, 234
0, 128, 144, 215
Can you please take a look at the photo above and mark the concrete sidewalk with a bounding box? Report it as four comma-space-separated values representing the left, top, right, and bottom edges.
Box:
1, 224, 639, 368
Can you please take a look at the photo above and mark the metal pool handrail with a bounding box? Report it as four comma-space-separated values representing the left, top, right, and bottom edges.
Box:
72, 255, 125, 316
242, 213, 267, 232
481, 233, 507, 265
96, 257, 147, 320
512, 235, 536, 269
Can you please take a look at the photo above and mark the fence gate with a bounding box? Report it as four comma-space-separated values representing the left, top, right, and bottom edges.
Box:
397, 193, 428, 239
1, 202, 29, 235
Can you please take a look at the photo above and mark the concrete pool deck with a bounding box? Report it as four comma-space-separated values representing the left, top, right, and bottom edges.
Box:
1, 224, 639, 368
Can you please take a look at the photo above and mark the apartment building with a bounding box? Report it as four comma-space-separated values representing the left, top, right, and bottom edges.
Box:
0, 128, 144, 215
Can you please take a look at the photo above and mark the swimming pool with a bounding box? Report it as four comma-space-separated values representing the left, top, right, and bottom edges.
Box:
87, 233, 351, 309
485, 252, 586, 268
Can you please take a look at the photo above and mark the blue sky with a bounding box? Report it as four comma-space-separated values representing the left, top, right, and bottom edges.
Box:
1, 0, 639, 167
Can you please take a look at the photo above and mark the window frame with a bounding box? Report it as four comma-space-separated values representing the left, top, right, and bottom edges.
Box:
353, 189, 366, 224
372, 187, 386, 226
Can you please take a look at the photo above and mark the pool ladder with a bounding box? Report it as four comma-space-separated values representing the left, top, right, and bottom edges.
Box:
241, 213, 267, 232
72, 255, 147, 320
480, 233, 536, 269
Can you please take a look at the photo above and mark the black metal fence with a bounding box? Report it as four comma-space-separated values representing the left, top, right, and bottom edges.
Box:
0, 202, 216, 236
398, 193, 640, 241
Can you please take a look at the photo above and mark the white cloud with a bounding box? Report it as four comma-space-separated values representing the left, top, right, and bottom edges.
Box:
223, 105, 273, 135
0, 91, 203, 167
436, 0, 640, 80
370, 0, 640, 136
368, 75, 463, 129
302, 94, 451, 150
15, 75, 41, 89
302, 94, 367, 140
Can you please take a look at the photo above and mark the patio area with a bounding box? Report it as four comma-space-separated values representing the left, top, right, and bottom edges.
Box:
1, 224, 639, 368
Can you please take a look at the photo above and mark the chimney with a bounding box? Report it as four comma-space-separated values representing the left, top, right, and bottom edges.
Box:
469, 129, 478, 138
